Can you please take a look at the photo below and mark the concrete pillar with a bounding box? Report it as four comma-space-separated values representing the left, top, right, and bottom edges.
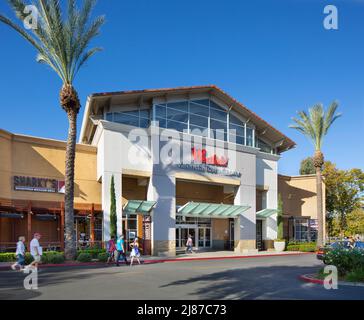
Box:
102, 171, 122, 241
234, 184, 257, 253
147, 174, 176, 257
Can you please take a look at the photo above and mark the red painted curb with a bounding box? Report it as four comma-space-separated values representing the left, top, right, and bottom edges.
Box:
299, 274, 324, 285
0, 252, 313, 271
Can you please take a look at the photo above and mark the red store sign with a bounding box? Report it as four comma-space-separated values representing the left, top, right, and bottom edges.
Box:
191, 148, 228, 167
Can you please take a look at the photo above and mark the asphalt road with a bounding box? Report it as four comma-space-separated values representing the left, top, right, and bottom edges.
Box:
0, 254, 363, 300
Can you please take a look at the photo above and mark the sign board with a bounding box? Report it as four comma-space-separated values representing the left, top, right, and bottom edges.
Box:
176, 147, 241, 178
13, 176, 65, 194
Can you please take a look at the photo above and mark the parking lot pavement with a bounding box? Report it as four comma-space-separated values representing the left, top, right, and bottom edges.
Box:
1, 254, 363, 300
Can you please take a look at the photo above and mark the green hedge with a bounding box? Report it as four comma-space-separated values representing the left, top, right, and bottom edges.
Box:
77, 249, 106, 259
324, 249, 364, 276
97, 252, 108, 262
286, 242, 317, 252
0, 251, 65, 264
77, 253, 92, 262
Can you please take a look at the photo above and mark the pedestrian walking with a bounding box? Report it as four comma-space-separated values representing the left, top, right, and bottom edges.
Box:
185, 234, 194, 254
130, 238, 141, 266
26, 233, 42, 270
116, 235, 128, 266
11, 236, 26, 271
106, 236, 116, 265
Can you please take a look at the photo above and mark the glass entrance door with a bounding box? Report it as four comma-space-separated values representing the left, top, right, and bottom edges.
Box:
176, 226, 197, 248
198, 227, 211, 248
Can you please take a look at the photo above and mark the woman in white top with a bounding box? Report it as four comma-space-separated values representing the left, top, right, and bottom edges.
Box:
11, 236, 26, 271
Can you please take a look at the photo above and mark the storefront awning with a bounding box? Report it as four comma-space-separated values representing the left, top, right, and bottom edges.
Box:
177, 202, 250, 217
256, 209, 277, 218
123, 200, 156, 215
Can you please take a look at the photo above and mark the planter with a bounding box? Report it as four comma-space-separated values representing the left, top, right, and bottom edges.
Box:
274, 241, 286, 252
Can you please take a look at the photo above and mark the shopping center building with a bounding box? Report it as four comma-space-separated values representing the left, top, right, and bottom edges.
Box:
0, 85, 325, 256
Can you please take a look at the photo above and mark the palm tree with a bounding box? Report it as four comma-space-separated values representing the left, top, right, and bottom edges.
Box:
0, 0, 105, 259
290, 102, 341, 247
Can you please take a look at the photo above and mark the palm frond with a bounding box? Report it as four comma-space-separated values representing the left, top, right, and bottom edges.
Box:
289, 101, 341, 152
1, 0, 104, 85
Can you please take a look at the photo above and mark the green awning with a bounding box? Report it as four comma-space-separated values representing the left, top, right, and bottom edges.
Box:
256, 208, 277, 218
123, 200, 156, 215
177, 202, 250, 218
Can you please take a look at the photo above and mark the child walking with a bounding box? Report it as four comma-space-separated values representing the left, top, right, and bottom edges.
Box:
11, 236, 26, 271
130, 238, 141, 266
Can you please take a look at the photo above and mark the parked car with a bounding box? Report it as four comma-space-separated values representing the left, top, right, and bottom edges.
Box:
317, 241, 364, 263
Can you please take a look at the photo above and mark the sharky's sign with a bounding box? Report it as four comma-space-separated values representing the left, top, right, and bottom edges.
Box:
13, 176, 65, 193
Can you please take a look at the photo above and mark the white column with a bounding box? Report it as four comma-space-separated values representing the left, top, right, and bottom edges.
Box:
234, 183, 257, 253
102, 171, 122, 241
147, 173, 176, 256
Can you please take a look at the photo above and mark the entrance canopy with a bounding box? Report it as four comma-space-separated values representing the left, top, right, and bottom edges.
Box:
123, 200, 156, 215
256, 208, 277, 218
177, 202, 250, 218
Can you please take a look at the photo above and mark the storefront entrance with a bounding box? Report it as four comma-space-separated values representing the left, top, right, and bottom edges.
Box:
176, 225, 212, 249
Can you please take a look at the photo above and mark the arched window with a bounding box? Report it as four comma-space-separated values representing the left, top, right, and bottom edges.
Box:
152, 99, 258, 146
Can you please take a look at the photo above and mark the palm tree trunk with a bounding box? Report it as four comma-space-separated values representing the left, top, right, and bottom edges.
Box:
316, 166, 324, 247
64, 108, 77, 260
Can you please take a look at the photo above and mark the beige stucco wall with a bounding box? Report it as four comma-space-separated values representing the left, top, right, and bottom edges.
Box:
0, 129, 101, 205
278, 174, 325, 219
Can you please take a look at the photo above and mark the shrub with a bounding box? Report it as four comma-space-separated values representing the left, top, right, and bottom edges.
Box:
25, 253, 33, 264
0, 253, 16, 262
77, 249, 105, 259
77, 253, 92, 263
324, 249, 364, 276
345, 268, 364, 282
97, 252, 108, 262
286, 242, 316, 252
41, 251, 64, 264
42, 252, 65, 264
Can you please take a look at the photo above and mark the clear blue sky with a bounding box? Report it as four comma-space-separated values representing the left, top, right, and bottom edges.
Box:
0, 0, 363, 175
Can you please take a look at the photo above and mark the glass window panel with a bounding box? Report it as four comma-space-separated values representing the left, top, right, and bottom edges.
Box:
246, 127, 254, 146
167, 101, 188, 112
229, 113, 243, 126
155, 105, 166, 118
210, 108, 227, 121
229, 123, 244, 136
190, 125, 209, 137
210, 100, 225, 111
167, 120, 188, 132
128, 219, 137, 230
140, 109, 150, 119
190, 102, 209, 117
229, 134, 244, 145
191, 99, 209, 107
123, 110, 140, 117
167, 108, 188, 123
190, 114, 208, 127
258, 139, 272, 153
210, 119, 227, 130
155, 117, 167, 128
114, 113, 139, 127
139, 118, 150, 128
211, 129, 227, 141
106, 113, 113, 121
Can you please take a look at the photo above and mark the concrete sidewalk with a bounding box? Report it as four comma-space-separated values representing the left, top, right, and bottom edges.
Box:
0, 250, 313, 271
